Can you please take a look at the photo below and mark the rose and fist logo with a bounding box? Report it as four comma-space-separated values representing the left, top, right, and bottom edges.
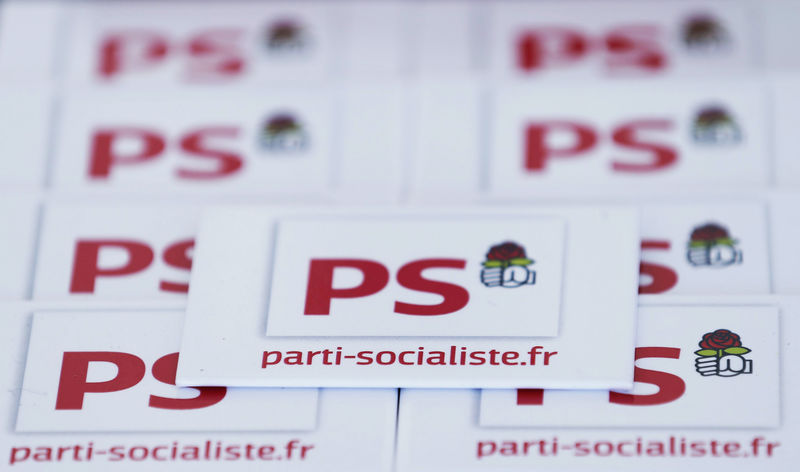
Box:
480, 242, 536, 288
695, 329, 753, 377
687, 222, 742, 267
265, 20, 308, 53
260, 113, 309, 152
682, 14, 730, 53
692, 106, 742, 145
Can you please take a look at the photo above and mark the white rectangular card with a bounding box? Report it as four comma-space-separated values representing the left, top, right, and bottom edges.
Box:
395, 296, 796, 472
33, 204, 203, 300
51, 90, 333, 195
178, 205, 639, 389
63, 1, 408, 86
2, 302, 397, 471
408, 79, 771, 202
480, 304, 779, 428
50, 87, 405, 200
63, 1, 335, 86
488, 79, 769, 199
489, 0, 757, 78
17, 311, 319, 432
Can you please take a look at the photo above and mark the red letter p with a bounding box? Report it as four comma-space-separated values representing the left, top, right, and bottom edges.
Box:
524, 121, 598, 171
89, 128, 166, 179
69, 240, 155, 293
55, 352, 146, 410
304, 259, 389, 315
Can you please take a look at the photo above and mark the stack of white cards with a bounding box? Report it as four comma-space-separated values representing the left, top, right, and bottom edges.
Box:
1, 1, 799, 471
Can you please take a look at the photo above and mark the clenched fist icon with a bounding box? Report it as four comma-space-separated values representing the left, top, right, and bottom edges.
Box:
695, 354, 752, 377
687, 242, 741, 267
686, 223, 742, 267
480, 265, 536, 288
481, 241, 536, 288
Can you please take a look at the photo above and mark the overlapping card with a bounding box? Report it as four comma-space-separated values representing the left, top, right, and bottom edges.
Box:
176, 205, 640, 389
1, 302, 397, 471
396, 296, 794, 471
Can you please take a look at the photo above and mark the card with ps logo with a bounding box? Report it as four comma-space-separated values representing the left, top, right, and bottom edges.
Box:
177, 205, 640, 390
2, 303, 397, 472
397, 297, 792, 472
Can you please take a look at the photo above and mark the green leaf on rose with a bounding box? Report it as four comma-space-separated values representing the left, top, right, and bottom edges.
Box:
509, 258, 533, 266
723, 347, 750, 355
483, 260, 504, 268
689, 238, 738, 248
694, 349, 718, 357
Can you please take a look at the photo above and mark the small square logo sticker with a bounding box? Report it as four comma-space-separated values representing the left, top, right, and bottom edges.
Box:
266, 217, 565, 337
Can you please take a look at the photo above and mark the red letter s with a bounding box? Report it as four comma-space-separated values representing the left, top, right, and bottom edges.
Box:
611, 119, 677, 172
160, 239, 195, 293
394, 259, 469, 316
516, 347, 685, 407
609, 347, 685, 406
177, 127, 242, 179
149, 353, 226, 410
638, 240, 678, 294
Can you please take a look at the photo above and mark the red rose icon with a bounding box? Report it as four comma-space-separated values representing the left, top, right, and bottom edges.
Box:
690, 223, 730, 242
481, 241, 535, 288
695, 329, 752, 377
698, 329, 742, 350
266, 115, 299, 133
486, 242, 526, 261
271, 21, 298, 38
